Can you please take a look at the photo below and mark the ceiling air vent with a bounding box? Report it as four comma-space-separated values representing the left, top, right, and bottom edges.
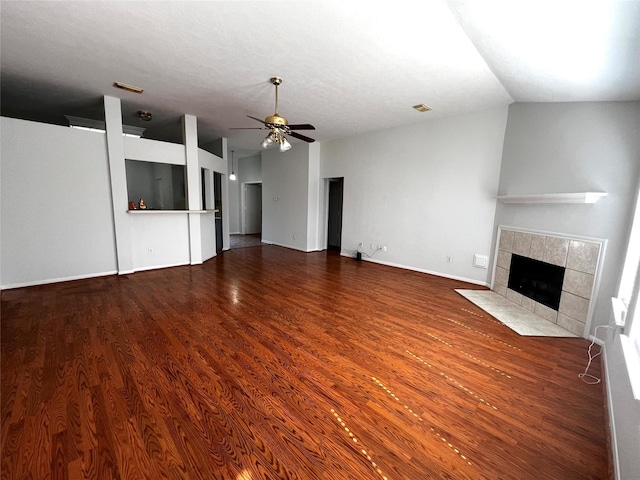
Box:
412, 103, 432, 112
114, 81, 144, 94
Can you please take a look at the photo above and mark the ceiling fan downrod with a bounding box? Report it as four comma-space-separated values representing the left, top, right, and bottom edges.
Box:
265, 77, 287, 127
271, 77, 282, 116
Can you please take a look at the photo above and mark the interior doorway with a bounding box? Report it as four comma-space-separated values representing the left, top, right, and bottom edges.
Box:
213, 172, 223, 252
244, 183, 262, 235
327, 178, 344, 250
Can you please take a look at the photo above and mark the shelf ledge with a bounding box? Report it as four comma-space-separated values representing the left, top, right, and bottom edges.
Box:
127, 209, 218, 214
497, 192, 607, 204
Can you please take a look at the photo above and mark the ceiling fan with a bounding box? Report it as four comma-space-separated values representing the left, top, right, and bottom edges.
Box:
232, 77, 315, 152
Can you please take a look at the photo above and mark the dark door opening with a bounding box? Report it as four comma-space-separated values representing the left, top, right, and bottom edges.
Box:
244, 183, 262, 235
214, 172, 223, 253
201, 168, 207, 210
327, 178, 344, 251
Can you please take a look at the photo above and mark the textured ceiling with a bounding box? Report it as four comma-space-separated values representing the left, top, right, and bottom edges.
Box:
1, 1, 638, 157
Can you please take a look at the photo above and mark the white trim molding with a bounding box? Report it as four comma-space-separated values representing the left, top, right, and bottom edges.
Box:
497, 192, 607, 204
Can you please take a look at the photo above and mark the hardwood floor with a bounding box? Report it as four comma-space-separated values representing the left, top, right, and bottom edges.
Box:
1, 247, 609, 479
230, 234, 264, 249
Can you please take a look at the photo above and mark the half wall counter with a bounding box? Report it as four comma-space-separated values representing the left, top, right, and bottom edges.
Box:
127, 209, 218, 271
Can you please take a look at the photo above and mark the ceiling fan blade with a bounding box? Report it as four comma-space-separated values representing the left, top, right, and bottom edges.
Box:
287, 124, 315, 130
288, 131, 315, 143
247, 115, 268, 125
229, 127, 265, 130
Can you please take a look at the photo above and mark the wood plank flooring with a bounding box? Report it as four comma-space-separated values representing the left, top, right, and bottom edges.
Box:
230, 234, 264, 249
1, 246, 609, 479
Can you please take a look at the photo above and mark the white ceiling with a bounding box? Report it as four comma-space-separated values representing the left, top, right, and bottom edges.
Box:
1, 0, 639, 157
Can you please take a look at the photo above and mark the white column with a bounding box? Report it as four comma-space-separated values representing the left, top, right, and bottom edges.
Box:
183, 114, 203, 264
104, 95, 133, 274
307, 142, 321, 252
219, 137, 231, 251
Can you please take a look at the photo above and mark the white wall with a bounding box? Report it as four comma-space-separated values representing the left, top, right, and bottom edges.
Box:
1, 117, 118, 287
1, 112, 230, 288
494, 101, 640, 480
605, 333, 640, 480
198, 146, 228, 258
130, 213, 190, 270
240, 153, 262, 183
104, 96, 133, 273
228, 154, 241, 234
124, 136, 186, 165
494, 102, 640, 331
262, 144, 313, 250
320, 107, 508, 284
201, 211, 217, 261
125, 160, 156, 206
306, 144, 321, 251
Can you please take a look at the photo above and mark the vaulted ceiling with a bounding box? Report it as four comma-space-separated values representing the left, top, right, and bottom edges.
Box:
1, 1, 638, 156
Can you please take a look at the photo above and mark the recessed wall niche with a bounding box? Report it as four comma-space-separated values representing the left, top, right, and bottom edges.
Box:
125, 159, 186, 210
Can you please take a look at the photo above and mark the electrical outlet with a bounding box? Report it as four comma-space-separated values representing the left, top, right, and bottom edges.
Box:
358, 242, 363, 248
382, 246, 387, 252
370, 243, 375, 249
148, 247, 154, 254
446, 255, 453, 263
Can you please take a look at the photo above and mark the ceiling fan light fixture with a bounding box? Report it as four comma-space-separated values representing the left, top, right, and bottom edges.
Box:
279, 137, 292, 152
137, 110, 152, 121
262, 129, 283, 149
234, 77, 316, 151
261, 134, 274, 149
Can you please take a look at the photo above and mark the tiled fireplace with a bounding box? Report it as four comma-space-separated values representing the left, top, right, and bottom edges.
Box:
460, 227, 605, 337
491, 227, 604, 337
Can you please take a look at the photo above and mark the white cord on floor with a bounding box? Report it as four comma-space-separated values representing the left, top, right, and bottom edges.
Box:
579, 324, 616, 385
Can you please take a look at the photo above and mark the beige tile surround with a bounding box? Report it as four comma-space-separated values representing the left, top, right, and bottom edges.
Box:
464, 228, 602, 337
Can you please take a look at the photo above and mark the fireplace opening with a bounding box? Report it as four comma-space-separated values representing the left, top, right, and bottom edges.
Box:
507, 254, 565, 311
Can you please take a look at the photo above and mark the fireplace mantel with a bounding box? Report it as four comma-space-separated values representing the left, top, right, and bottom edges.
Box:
497, 192, 607, 204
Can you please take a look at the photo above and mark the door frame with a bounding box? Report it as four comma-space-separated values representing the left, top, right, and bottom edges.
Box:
321, 177, 344, 251
241, 181, 262, 234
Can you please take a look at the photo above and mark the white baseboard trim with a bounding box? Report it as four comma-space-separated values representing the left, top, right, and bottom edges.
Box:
202, 252, 217, 263
1, 250, 487, 289
339, 252, 488, 287
2, 258, 211, 289
259, 241, 311, 253
602, 344, 621, 480
1, 270, 118, 290
133, 262, 190, 273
